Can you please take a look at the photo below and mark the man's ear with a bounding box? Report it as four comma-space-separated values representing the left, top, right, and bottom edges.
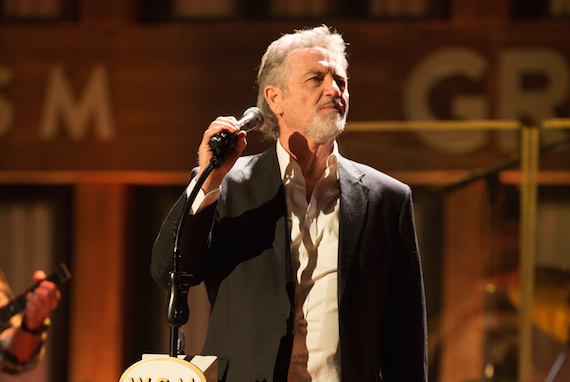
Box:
264, 85, 283, 116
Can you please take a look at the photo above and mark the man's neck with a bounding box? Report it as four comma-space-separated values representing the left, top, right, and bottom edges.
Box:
279, 133, 335, 199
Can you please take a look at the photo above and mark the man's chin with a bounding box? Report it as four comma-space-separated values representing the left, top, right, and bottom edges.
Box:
308, 124, 345, 144
305, 111, 346, 142
319, 108, 343, 118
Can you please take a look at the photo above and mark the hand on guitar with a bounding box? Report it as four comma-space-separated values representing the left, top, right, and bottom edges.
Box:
22, 270, 61, 332
8, 270, 61, 366
0, 265, 69, 371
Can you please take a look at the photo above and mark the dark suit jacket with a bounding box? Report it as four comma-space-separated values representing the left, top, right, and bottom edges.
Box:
151, 144, 428, 382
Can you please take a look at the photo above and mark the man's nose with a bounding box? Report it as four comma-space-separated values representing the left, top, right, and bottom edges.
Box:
323, 76, 342, 98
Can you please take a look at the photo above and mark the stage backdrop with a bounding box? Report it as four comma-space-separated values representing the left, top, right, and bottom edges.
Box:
0, 21, 569, 174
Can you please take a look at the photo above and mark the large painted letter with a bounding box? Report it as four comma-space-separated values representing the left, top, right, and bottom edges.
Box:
405, 47, 489, 154
39, 64, 114, 140
500, 48, 569, 124
498, 48, 569, 151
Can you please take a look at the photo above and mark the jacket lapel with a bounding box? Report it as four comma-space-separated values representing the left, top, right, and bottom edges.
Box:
337, 157, 368, 302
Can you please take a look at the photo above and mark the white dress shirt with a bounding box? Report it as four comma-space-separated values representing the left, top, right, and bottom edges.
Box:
277, 141, 341, 382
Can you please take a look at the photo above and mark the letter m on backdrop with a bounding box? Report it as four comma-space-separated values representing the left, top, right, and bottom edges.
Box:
39, 64, 114, 141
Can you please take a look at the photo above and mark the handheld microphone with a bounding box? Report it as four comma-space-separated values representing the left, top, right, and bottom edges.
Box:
209, 107, 264, 152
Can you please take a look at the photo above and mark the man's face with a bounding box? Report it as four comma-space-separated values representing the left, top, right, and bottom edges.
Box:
279, 47, 349, 144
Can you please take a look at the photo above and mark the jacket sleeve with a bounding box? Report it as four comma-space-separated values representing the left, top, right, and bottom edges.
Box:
380, 188, 429, 381
150, 189, 217, 290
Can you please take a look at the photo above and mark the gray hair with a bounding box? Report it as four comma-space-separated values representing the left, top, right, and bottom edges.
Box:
256, 25, 348, 140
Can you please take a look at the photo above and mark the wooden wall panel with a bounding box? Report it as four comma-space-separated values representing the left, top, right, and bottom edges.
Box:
0, 21, 569, 173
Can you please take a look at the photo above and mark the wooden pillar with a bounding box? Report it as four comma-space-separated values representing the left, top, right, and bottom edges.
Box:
68, 183, 132, 382
440, 179, 490, 381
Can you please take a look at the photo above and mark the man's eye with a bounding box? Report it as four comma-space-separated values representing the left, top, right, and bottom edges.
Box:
311, 76, 323, 82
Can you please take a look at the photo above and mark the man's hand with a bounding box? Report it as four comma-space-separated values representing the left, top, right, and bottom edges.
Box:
196, 116, 248, 193
23, 270, 61, 331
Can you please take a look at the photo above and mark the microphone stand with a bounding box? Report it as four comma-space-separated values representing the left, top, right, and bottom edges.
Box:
167, 146, 226, 357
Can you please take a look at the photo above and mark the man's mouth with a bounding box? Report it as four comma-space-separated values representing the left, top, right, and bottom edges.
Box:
319, 102, 344, 115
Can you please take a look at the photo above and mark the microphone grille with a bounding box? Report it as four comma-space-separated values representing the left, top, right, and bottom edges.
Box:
243, 107, 264, 128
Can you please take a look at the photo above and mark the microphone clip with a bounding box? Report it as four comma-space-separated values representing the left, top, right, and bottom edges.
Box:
209, 131, 235, 168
